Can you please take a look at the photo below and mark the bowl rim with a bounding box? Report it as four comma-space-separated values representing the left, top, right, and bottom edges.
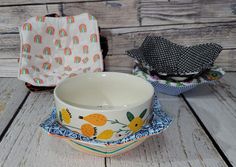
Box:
54, 72, 154, 112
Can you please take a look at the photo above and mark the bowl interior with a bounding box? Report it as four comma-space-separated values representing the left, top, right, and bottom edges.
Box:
55, 72, 154, 110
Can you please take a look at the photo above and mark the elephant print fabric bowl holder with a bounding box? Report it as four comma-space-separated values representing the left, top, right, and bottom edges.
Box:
18, 13, 103, 86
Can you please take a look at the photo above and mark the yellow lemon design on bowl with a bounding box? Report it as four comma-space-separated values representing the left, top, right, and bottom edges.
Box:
79, 113, 107, 126
127, 109, 147, 133
59, 108, 71, 124
94, 129, 114, 140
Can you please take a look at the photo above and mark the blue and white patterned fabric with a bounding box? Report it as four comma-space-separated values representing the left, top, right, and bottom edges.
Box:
40, 96, 173, 146
133, 66, 225, 96
151, 81, 208, 96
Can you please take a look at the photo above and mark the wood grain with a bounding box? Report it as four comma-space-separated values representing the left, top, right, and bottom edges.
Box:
0, 92, 105, 167
103, 22, 236, 55
63, 0, 139, 28
0, 59, 19, 77
183, 73, 236, 166
0, 78, 28, 135
0, 4, 61, 33
0, 0, 101, 6
104, 55, 135, 73
107, 94, 227, 167
139, 0, 236, 26
0, 0, 236, 27
0, 0, 138, 33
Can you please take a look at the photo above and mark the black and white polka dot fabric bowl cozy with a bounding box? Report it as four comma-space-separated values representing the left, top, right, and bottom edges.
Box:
127, 36, 223, 76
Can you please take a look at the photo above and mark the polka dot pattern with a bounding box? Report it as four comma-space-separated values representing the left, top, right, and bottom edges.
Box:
127, 36, 222, 76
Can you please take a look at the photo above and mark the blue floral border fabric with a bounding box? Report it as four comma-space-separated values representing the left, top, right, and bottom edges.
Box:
40, 95, 173, 146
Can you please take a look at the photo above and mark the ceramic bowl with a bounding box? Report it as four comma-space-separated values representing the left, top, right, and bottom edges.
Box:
66, 137, 148, 157
54, 72, 154, 142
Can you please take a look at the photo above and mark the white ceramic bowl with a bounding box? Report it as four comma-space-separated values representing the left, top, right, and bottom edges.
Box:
54, 72, 154, 141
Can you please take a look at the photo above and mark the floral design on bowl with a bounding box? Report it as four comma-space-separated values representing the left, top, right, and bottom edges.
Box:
40, 95, 173, 146
58, 107, 149, 140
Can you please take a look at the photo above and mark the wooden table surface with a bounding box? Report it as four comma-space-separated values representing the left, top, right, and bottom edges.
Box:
0, 0, 236, 166
0, 75, 235, 167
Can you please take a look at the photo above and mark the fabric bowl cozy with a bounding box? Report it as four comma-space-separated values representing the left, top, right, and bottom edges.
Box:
18, 13, 103, 86
133, 66, 225, 96
127, 36, 222, 77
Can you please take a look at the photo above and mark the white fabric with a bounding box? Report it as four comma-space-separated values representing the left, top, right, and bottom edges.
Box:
18, 13, 103, 86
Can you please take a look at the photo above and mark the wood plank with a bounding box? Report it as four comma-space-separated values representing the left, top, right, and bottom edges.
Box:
139, 0, 236, 26
215, 50, 236, 71
63, 0, 139, 28
0, 0, 100, 6
0, 0, 138, 33
0, 92, 105, 167
0, 0, 236, 29
103, 22, 236, 55
104, 55, 135, 73
0, 4, 61, 33
107, 94, 227, 167
0, 78, 28, 135
183, 73, 236, 166
0, 59, 19, 77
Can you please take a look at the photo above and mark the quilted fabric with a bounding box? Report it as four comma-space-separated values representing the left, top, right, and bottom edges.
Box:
127, 36, 222, 76
18, 13, 103, 86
